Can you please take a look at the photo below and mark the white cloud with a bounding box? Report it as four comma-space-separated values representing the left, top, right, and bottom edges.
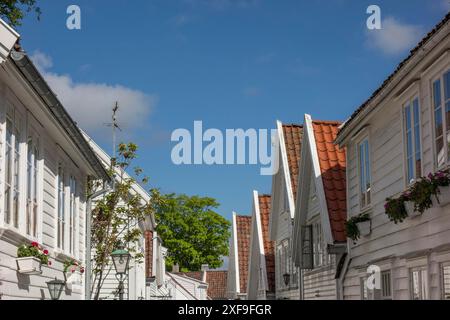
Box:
30, 51, 157, 138
366, 17, 424, 56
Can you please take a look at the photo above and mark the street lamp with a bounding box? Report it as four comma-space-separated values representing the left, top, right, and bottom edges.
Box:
111, 243, 131, 300
46, 278, 65, 300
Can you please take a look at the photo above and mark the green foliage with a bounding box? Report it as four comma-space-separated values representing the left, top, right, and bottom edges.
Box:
63, 258, 84, 274
385, 194, 409, 224
155, 194, 231, 271
0, 0, 41, 27
345, 213, 370, 241
409, 178, 437, 214
17, 241, 49, 265
90, 142, 164, 300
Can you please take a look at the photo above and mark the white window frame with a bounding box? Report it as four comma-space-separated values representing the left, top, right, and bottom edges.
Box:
441, 262, 450, 300
56, 164, 66, 251
410, 267, 428, 300
26, 129, 41, 240
402, 95, 422, 185
431, 68, 450, 169
310, 217, 330, 268
357, 137, 372, 210
380, 270, 392, 300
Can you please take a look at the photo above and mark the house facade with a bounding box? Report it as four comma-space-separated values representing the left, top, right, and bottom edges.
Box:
292, 115, 347, 300
82, 133, 154, 300
227, 213, 251, 299
247, 192, 275, 300
269, 122, 302, 299
0, 19, 109, 300
336, 13, 450, 300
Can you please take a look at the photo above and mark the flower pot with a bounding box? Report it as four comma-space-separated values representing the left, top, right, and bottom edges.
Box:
405, 201, 421, 218
64, 267, 83, 286
16, 257, 42, 275
434, 186, 450, 207
356, 220, 371, 237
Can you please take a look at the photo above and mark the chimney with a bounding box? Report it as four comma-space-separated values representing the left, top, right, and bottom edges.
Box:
201, 264, 209, 282
172, 264, 180, 273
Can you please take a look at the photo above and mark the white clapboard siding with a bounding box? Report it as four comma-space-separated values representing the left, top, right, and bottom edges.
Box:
342, 25, 450, 300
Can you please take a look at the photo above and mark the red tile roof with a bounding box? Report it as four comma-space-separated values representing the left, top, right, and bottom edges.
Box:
236, 215, 251, 293
312, 121, 347, 243
175, 271, 228, 299
282, 124, 303, 199
206, 271, 228, 300
258, 195, 275, 293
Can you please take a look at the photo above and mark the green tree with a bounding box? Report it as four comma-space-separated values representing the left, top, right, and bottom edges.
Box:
155, 194, 231, 271
89, 142, 164, 300
0, 0, 41, 27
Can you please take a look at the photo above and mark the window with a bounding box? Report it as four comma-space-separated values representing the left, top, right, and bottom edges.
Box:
312, 220, 329, 268
442, 264, 450, 300
381, 271, 392, 300
358, 139, 371, 209
360, 277, 368, 300
57, 166, 65, 250
411, 268, 428, 300
433, 69, 450, 167
4, 110, 21, 229
69, 176, 77, 254
26, 137, 39, 237
404, 97, 422, 183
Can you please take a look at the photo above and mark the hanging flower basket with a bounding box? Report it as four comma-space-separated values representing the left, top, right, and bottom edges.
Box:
16, 242, 50, 275
63, 259, 84, 286
16, 256, 42, 275
356, 220, 371, 236
434, 185, 450, 207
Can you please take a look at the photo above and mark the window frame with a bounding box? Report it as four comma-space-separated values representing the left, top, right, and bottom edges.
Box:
431, 68, 450, 170
357, 137, 372, 211
410, 267, 429, 300
380, 270, 392, 300
402, 95, 423, 185
441, 262, 450, 300
25, 129, 41, 240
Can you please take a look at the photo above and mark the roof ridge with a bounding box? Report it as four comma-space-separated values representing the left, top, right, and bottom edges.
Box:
339, 12, 450, 135
312, 120, 342, 125
281, 123, 303, 127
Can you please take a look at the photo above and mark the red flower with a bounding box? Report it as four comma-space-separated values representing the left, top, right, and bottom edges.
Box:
43, 249, 49, 255
48, 261, 52, 266
80, 268, 85, 274
71, 268, 75, 273
31, 241, 38, 247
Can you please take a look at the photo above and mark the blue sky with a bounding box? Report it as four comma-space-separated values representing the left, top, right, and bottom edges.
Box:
15, 0, 450, 222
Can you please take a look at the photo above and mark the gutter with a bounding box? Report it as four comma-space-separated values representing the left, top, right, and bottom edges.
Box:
9, 49, 110, 182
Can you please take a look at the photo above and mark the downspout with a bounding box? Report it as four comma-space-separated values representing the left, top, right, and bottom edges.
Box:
85, 181, 112, 300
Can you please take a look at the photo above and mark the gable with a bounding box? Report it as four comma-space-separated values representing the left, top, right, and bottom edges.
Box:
235, 215, 251, 293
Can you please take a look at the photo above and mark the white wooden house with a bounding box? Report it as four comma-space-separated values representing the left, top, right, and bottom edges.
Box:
0, 19, 110, 300
82, 133, 156, 300
268, 121, 302, 299
226, 212, 251, 299
247, 191, 275, 300
292, 115, 347, 300
335, 13, 450, 300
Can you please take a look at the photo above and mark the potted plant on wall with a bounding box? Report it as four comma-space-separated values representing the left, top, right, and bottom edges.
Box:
63, 259, 84, 286
16, 242, 50, 275
429, 170, 450, 207
385, 194, 411, 223
409, 177, 436, 215
345, 213, 371, 242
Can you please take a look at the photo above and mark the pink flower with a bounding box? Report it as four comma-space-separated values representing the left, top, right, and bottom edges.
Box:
74, 261, 79, 266
80, 268, 85, 274
71, 268, 75, 273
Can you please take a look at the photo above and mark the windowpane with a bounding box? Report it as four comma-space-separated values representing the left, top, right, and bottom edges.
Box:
4, 119, 12, 224
443, 265, 450, 300
434, 79, 445, 167
381, 271, 391, 299
411, 268, 428, 300
413, 99, 422, 177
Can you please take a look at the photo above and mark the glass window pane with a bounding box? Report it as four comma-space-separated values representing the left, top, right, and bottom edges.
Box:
364, 140, 371, 189
444, 70, 450, 100
443, 265, 450, 300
